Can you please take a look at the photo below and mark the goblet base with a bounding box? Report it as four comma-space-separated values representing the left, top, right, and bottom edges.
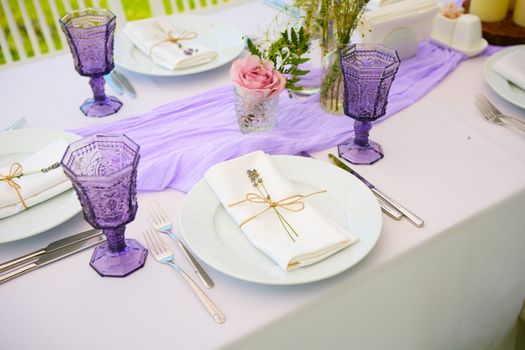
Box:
80, 96, 122, 117
338, 138, 384, 165
90, 238, 148, 277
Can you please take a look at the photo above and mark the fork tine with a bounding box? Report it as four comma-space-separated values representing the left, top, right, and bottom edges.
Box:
478, 94, 501, 115
146, 202, 161, 226
151, 228, 169, 253
143, 228, 160, 257
153, 201, 168, 221
475, 98, 497, 121
150, 230, 167, 254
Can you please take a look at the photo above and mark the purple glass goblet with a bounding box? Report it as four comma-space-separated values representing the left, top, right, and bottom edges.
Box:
338, 43, 400, 165
60, 9, 122, 118
61, 134, 147, 277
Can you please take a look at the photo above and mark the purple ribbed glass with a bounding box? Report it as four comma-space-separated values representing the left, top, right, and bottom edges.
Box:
60, 9, 122, 118
61, 134, 147, 277
338, 44, 400, 165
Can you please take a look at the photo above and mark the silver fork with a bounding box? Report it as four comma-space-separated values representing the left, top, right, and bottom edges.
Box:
142, 228, 225, 324
4, 116, 27, 131
146, 201, 214, 289
475, 94, 525, 132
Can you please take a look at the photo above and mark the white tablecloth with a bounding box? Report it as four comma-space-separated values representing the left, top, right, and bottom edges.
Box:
0, 2, 524, 349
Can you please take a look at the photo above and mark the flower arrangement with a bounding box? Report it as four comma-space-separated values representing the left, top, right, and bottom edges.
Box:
246, 26, 311, 91
295, 0, 370, 114
230, 55, 286, 133
230, 55, 287, 101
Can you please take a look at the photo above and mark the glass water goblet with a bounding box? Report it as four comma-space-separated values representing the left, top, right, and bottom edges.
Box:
338, 43, 400, 164
60, 8, 122, 118
61, 134, 147, 277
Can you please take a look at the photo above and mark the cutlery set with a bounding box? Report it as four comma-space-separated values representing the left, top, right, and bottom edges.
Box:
298, 151, 424, 227
0, 229, 105, 284
0, 202, 222, 323
475, 94, 525, 133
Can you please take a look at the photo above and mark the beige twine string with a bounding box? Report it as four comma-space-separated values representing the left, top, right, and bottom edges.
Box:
0, 163, 27, 209
229, 190, 327, 228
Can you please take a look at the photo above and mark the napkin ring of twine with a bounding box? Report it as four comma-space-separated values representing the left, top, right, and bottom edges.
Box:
228, 169, 327, 242
149, 21, 197, 56
0, 162, 60, 210
0, 163, 27, 209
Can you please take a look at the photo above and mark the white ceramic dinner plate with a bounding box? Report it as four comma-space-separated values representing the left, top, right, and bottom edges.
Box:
484, 45, 525, 109
180, 155, 382, 285
0, 129, 81, 244
114, 15, 245, 76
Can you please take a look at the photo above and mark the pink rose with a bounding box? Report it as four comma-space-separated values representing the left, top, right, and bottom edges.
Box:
230, 55, 287, 101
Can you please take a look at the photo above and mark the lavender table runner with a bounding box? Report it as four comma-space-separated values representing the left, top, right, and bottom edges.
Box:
74, 42, 499, 192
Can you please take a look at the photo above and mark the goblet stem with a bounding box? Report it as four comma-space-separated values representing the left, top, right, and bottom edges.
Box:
89, 76, 107, 101
354, 120, 372, 147
103, 226, 127, 253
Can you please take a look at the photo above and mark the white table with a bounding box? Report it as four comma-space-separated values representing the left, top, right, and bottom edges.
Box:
1, 2, 525, 349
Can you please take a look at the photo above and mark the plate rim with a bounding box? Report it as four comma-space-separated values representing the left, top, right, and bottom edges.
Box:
0, 128, 81, 244
114, 14, 245, 77
179, 155, 383, 285
484, 45, 525, 109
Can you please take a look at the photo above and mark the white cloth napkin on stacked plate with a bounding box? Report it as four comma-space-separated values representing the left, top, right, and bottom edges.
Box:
124, 17, 218, 70
492, 49, 525, 91
0, 139, 71, 219
205, 151, 357, 271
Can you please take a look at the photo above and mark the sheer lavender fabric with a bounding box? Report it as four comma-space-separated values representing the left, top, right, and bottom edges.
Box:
73, 42, 501, 192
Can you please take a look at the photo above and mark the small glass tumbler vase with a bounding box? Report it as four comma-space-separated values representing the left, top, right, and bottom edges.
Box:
61, 134, 147, 277
60, 8, 122, 118
338, 43, 400, 165
234, 88, 279, 133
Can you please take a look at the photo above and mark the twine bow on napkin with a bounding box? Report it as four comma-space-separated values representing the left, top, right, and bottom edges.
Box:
149, 21, 198, 56
0, 163, 27, 209
229, 169, 327, 242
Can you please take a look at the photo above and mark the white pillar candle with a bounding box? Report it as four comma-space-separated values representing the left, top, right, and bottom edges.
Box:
514, 0, 525, 26
470, 0, 510, 22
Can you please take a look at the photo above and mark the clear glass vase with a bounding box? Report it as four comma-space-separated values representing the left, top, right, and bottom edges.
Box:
320, 49, 345, 115
234, 88, 279, 133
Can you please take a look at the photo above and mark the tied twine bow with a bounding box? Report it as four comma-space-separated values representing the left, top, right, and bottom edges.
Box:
228, 169, 327, 242
148, 21, 197, 57
0, 161, 60, 210
229, 191, 327, 228
0, 163, 27, 209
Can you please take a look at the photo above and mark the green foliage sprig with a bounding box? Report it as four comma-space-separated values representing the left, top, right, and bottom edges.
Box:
246, 26, 311, 91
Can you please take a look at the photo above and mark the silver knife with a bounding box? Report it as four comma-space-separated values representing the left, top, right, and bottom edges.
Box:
104, 74, 124, 95
0, 229, 101, 273
0, 234, 105, 284
112, 70, 136, 98
296, 151, 402, 220
328, 154, 424, 227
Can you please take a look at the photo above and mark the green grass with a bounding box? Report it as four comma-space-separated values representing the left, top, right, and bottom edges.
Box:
0, 0, 219, 65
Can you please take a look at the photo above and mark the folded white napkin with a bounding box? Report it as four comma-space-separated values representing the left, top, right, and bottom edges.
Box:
205, 151, 357, 271
124, 17, 218, 70
493, 49, 525, 91
0, 139, 71, 219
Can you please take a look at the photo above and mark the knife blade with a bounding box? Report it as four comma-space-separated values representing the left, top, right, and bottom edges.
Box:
296, 151, 402, 220
328, 154, 424, 227
0, 229, 101, 273
104, 74, 124, 95
0, 234, 105, 285
112, 70, 136, 98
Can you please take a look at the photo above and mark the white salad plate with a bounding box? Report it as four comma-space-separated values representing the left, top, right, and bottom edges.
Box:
180, 155, 382, 285
0, 129, 81, 244
484, 45, 525, 110
114, 14, 245, 77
